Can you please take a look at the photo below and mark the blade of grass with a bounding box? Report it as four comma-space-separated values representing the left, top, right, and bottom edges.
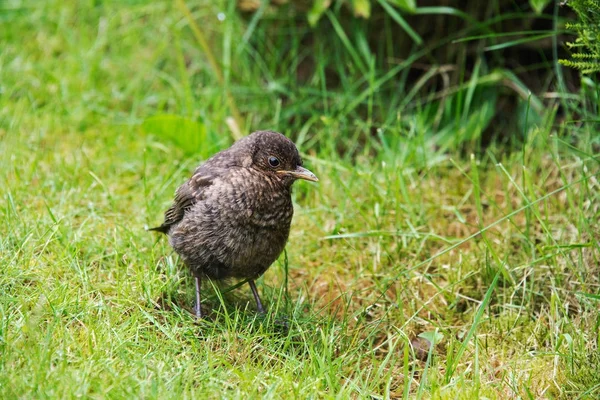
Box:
376, 0, 422, 45
175, 0, 244, 139
444, 270, 500, 383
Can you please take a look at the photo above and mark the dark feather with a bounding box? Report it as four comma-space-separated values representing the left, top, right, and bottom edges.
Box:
149, 170, 213, 234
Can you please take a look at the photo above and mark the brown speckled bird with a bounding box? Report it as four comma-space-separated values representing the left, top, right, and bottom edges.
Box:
150, 131, 318, 318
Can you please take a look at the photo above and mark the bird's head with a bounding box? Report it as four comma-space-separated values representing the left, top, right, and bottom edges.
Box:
240, 131, 318, 185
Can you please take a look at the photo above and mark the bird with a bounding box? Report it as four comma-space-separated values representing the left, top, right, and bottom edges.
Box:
149, 130, 318, 318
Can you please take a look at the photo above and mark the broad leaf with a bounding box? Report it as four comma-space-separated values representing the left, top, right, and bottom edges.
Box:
142, 114, 211, 157
529, 0, 550, 14
352, 0, 371, 18
388, 0, 416, 13
308, 0, 332, 27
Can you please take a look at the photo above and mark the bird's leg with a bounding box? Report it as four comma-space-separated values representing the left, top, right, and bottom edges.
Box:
248, 280, 265, 314
194, 274, 203, 319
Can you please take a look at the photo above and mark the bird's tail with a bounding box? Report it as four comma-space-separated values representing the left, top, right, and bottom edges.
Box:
147, 225, 169, 234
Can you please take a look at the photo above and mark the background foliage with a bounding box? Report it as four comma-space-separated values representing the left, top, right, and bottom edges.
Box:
559, 0, 600, 73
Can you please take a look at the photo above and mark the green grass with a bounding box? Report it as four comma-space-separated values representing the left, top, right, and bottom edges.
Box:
1, 0, 599, 398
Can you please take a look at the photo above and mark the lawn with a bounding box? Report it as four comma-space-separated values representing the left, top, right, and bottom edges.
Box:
1, 1, 599, 398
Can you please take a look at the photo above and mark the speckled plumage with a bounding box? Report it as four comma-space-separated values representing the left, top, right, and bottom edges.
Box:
150, 130, 317, 317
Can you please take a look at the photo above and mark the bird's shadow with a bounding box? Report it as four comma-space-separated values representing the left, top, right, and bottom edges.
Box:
153, 280, 292, 335
151, 254, 296, 335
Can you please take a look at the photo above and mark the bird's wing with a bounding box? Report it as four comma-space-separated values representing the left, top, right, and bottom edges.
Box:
149, 170, 213, 234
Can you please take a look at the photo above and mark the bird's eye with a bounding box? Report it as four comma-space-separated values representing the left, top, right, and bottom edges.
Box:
268, 156, 280, 167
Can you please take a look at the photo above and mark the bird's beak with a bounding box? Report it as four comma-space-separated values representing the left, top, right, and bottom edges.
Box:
278, 166, 319, 182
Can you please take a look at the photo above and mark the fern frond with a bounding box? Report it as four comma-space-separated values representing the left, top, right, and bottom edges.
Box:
562, 0, 600, 74
559, 59, 600, 73
572, 52, 600, 59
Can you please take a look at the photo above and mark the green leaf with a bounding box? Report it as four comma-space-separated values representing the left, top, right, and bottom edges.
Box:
576, 292, 600, 301
418, 330, 444, 344
376, 0, 422, 44
308, 0, 331, 27
351, 0, 371, 18
142, 114, 210, 157
444, 271, 500, 383
388, 0, 416, 13
529, 0, 550, 14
